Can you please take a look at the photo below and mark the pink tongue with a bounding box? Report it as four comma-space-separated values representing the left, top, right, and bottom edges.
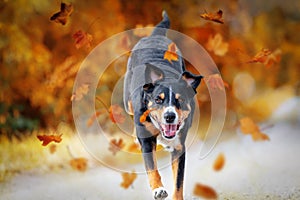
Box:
162, 124, 177, 137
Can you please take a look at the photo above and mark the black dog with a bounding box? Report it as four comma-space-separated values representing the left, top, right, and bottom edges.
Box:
123, 11, 203, 200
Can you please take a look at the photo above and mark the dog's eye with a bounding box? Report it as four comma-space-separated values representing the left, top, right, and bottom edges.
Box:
155, 97, 163, 104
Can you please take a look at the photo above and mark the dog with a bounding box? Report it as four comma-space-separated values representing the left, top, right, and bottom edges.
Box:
123, 11, 203, 200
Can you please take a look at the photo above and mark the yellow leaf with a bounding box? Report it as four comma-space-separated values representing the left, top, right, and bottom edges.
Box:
164, 42, 179, 63
120, 171, 137, 189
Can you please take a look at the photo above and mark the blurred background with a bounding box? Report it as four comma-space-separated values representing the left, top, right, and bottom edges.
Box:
0, 0, 300, 197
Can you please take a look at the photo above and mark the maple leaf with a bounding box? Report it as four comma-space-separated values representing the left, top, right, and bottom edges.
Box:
109, 138, 125, 155
164, 42, 179, 63
70, 84, 89, 101
200, 9, 224, 24
246, 48, 281, 68
213, 153, 225, 171
204, 74, 228, 91
120, 171, 137, 189
37, 134, 62, 146
139, 109, 151, 123
239, 117, 270, 141
206, 33, 228, 56
193, 183, 218, 199
72, 30, 93, 49
70, 157, 88, 172
133, 24, 154, 37
109, 104, 126, 124
50, 2, 73, 25
86, 110, 103, 127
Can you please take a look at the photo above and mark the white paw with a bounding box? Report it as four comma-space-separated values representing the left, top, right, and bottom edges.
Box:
153, 187, 168, 200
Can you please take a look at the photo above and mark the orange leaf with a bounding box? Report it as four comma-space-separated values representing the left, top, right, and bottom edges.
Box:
213, 153, 225, 171
239, 117, 270, 141
73, 30, 93, 49
200, 9, 224, 24
126, 142, 141, 154
193, 183, 218, 199
37, 134, 62, 146
246, 48, 281, 68
204, 74, 228, 91
70, 157, 88, 172
109, 104, 126, 124
86, 110, 103, 127
120, 171, 137, 189
50, 2, 73, 25
206, 33, 228, 56
164, 42, 179, 63
70, 84, 89, 101
139, 109, 151, 123
109, 138, 125, 155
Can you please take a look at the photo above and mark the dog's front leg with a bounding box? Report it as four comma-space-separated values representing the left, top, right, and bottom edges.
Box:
171, 147, 185, 200
138, 136, 168, 200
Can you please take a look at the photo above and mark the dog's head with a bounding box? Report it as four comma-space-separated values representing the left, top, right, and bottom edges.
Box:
142, 63, 203, 140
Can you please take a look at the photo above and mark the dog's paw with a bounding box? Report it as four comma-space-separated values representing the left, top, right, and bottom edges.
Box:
153, 187, 168, 200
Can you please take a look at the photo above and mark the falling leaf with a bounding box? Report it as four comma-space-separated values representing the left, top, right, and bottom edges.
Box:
87, 110, 103, 127
126, 142, 141, 154
193, 183, 218, 199
70, 157, 88, 172
109, 104, 126, 124
70, 84, 89, 101
133, 24, 154, 37
200, 9, 224, 24
206, 33, 228, 56
239, 117, 270, 141
37, 134, 62, 146
49, 144, 57, 154
246, 48, 281, 68
213, 153, 225, 171
50, 2, 73, 25
72, 30, 93, 49
164, 42, 179, 63
120, 171, 137, 189
109, 138, 125, 155
204, 74, 228, 90
140, 109, 151, 123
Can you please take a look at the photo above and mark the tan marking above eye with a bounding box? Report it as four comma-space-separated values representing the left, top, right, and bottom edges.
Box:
159, 93, 165, 100
175, 93, 181, 99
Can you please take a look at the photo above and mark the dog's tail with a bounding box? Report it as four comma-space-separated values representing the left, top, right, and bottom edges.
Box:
151, 10, 170, 36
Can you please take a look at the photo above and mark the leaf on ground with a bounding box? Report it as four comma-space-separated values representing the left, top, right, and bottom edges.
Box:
109, 138, 125, 155
200, 9, 224, 24
164, 42, 179, 63
50, 2, 73, 25
193, 182, 218, 199
133, 24, 154, 37
87, 110, 103, 127
213, 153, 225, 171
72, 30, 93, 49
206, 33, 228, 56
204, 74, 228, 90
70, 157, 88, 172
109, 104, 126, 124
37, 134, 62, 146
246, 48, 281, 68
120, 171, 137, 189
239, 117, 270, 141
70, 84, 89, 101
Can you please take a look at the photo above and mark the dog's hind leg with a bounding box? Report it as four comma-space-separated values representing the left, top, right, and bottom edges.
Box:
171, 148, 186, 200
138, 136, 168, 200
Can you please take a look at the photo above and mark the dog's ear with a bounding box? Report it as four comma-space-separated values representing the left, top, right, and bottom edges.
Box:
181, 71, 203, 92
145, 63, 164, 84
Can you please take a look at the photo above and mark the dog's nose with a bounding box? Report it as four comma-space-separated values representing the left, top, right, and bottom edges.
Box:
164, 112, 176, 123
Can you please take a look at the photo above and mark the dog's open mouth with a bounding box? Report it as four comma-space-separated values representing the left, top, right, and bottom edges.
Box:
160, 123, 181, 139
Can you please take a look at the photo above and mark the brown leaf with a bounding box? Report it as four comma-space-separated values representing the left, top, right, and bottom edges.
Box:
213, 153, 225, 171
72, 30, 93, 49
120, 171, 137, 189
50, 2, 73, 25
193, 183, 218, 199
200, 9, 224, 24
86, 110, 103, 127
109, 138, 125, 155
246, 48, 281, 68
206, 33, 228, 56
37, 134, 62, 146
70, 157, 88, 172
70, 84, 89, 101
239, 117, 270, 141
109, 104, 126, 124
204, 74, 228, 91
164, 42, 179, 63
